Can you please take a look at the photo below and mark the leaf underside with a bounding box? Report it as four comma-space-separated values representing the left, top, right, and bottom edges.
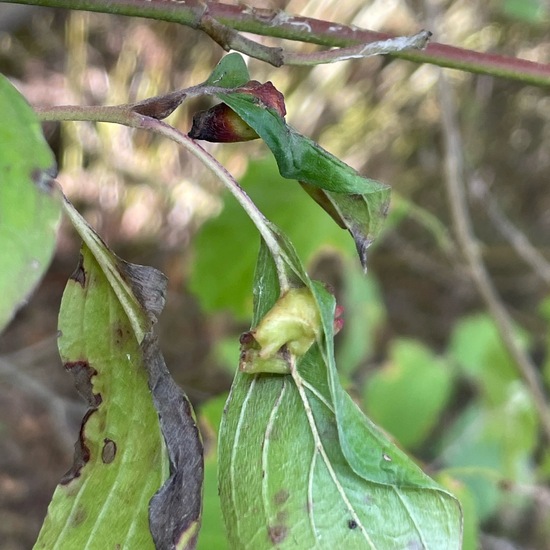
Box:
219, 236, 462, 549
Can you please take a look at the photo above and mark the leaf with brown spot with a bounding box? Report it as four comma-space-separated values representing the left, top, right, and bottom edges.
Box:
35, 206, 203, 549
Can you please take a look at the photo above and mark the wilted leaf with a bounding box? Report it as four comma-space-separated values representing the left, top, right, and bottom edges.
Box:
0, 74, 61, 332
35, 203, 202, 549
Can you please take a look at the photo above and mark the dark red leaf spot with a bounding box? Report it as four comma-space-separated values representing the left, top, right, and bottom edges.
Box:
60, 409, 96, 485
102, 438, 117, 464
273, 489, 289, 506
189, 103, 259, 142
268, 525, 288, 544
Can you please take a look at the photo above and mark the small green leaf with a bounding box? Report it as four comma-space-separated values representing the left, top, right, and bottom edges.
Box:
203, 52, 250, 88
0, 74, 61, 332
363, 339, 454, 450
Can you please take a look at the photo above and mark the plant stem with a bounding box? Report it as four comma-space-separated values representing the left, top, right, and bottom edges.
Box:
5, 0, 550, 86
36, 104, 291, 290
436, 71, 550, 443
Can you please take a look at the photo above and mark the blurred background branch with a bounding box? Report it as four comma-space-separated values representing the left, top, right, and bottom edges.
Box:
1, 0, 549, 83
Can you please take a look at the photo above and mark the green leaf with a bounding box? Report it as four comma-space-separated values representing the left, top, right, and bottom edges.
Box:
0, 74, 61, 332
363, 339, 454, 450
36, 204, 203, 549
219, 236, 462, 548
192, 54, 391, 271
197, 394, 229, 550
448, 313, 528, 405
437, 473, 479, 550
216, 89, 390, 269
336, 265, 386, 377
35, 246, 169, 549
203, 52, 250, 88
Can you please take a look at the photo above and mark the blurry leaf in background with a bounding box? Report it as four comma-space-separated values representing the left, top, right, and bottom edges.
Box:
448, 314, 529, 406
197, 393, 229, 550
362, 339, 454, 450
438, 386, 537, 522
0, 75, 61, 333
336, 265, 386, 378
500, 0, 547, 23
437, 473, 479, 550
439, 404, 502, 521
539, 295, 550, 389
190, 156, 353, 318
441, 314, 538, 526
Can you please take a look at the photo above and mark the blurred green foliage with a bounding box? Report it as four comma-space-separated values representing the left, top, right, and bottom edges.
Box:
190, 156, 353, 317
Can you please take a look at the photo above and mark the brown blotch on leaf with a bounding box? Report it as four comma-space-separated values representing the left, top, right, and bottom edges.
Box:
102, 439, 117, 464
60, 408, 96, 485
69, 254, 86, 287
189, 103, 259, 143
64, 360, 101, 408
268, 525, 288, 544
71, 506, 87, 527
112, 323, 130, 346
273, 489, 289, 506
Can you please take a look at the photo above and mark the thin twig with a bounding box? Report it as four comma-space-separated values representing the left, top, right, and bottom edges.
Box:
283, 30, 431, 66
470, 175, 550, 286
3, 0, 550, 85
36, 103, 291, 291
436, 71, 550, 442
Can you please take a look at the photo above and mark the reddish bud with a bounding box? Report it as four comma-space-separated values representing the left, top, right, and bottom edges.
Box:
334, 304, 344, 334
238, 81, 286, 118
188, 81, 286, 143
